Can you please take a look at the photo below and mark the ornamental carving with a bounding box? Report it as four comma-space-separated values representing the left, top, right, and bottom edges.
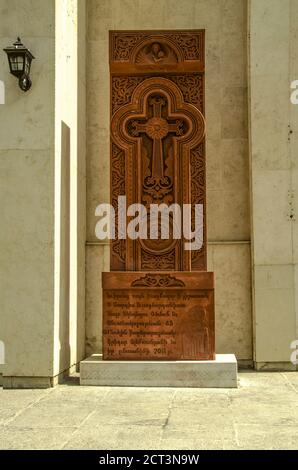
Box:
112, 74, 204, 114
110, 31, 204, 64
171, 34, 202, 60
135, 42, 178, 65
131, 273, 185, 288
191, 143, 205, 268
170, 74, 204, 108
110, 31, 207, 272
111, 33, 144, 61
112, 77, 146, 114
111, 144, 126, 269
141, 250, 176, 271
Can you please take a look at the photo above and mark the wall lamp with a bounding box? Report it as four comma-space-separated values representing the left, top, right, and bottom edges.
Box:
3, 38, 35, 92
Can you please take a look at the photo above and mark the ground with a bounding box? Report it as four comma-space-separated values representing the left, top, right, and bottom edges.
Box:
0, 371, 297, 450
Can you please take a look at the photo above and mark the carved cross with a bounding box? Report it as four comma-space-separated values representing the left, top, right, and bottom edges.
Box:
130, 96, 184, 179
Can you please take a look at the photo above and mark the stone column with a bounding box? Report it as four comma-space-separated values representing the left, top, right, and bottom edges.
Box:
0, 0, 86, 388
248, 0, 298, 370
54, 0, 86, 383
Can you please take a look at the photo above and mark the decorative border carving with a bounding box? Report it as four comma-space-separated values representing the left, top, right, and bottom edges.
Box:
171, 33, 202, 61
110, 31, 204, 63
112, 76, 147, 114
170, 74, 204, 109
141, 249, 176, 271
112, 33, 144, 61
131, 273, 185, 288
111, 144, 126, 265
191, 143, 206, 269
112, 74, 204, 119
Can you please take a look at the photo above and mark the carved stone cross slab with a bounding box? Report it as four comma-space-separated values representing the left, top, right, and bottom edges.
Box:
102, 30, 215, 361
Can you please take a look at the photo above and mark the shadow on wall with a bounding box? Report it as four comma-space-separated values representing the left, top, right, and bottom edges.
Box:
0, 340, 5, 365
0, 80, 5, 104
59, 121, 71, 372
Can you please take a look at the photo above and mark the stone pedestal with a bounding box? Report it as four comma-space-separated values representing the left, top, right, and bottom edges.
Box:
80, 354, 238, 388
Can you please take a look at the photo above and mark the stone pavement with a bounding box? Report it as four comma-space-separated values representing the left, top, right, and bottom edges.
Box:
0, 371, 297, 450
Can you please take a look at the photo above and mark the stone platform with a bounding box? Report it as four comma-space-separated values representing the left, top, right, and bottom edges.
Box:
80, 354, 238, 388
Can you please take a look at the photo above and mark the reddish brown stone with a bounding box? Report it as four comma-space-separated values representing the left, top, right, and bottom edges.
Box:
103, 272, 215, 361
110, 30, 206, 271
102, 30, 215, 361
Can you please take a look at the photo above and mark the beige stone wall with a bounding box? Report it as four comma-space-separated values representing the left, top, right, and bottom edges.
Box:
249, 0, 298, 368
85, 0, 252, 360
0, 0, 56, 379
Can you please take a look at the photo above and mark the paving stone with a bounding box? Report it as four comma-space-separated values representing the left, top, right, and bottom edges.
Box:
0, 389, 49, 410
0, 372, 297, 449
0, 426, 77, 450
64, 425, 163, 450
236, 424, 298, 450
8, 403, 94, 428
82, 403, 169, 427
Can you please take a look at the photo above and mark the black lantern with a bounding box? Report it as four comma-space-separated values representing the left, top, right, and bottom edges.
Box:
3, 38, 35, 92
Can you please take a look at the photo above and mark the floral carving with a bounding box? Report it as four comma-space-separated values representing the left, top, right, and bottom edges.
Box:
141, 250, 176, 271
171, 33, 203, 61
111, 144, 126, 265
132, 273, 185, 288
144, 117, 169, 139
110, 31, 203, 63
112, 34, 144, 61
112, 77, 148, 114
191, 143, 205, 206
170, 75, 204, 109
191, 143, 205, 268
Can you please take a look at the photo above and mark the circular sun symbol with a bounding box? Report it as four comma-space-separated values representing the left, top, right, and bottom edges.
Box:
146, 117, 169, 139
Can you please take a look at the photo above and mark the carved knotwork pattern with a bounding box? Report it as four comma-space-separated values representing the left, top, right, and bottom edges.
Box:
191, 143, 205, 205
171, 33, 202, 60
112, 77, 148, 114
111, 32, 203, 63
141, 250, 176, 270
132, 273, 185, 288
113, 34, 144, 61
170, 75, 204, 109
112, 75, 204, 116
111, 144, 126, 264
112, 239, 126, 264
191, 143, 205, 266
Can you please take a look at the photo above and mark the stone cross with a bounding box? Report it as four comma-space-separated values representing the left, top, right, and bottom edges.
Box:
130, 96, 184, 178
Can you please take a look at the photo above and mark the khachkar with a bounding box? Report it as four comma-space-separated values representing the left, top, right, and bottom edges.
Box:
103, 30, 215, 361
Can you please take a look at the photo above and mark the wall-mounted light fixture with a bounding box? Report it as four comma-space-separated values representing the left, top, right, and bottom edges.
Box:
3, 38, 35, 92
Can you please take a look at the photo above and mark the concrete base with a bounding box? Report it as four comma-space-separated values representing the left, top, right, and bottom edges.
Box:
1, 365, 79, 389
254, 361, 298, 372
80, 354, 238, 388
2, 376, 55, 389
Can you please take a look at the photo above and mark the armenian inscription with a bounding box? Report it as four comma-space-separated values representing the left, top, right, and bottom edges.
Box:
103, 272, 215, 361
